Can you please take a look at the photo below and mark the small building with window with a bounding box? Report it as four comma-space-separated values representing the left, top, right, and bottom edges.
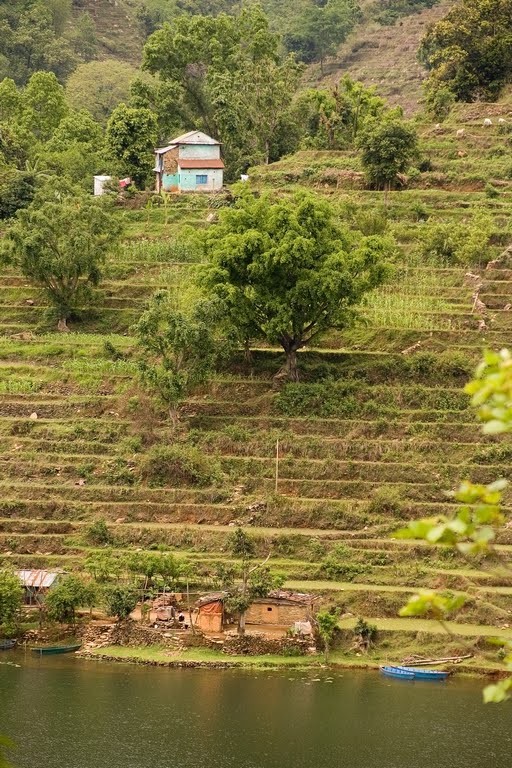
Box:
195, 590, 320, 635
154, 130, 224, 193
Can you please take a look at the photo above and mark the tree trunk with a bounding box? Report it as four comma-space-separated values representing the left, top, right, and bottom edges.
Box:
265, 139, 270, 165
238, 610, 246, 637
57, 318, 70, 333
168, 405, 180, 428
186, 578, 195, 635
244, 338, 253, 364
285, 347, 299, 381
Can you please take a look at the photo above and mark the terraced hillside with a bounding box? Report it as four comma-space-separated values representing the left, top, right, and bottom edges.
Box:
71, 0, 144, 62
2, 96, 512, 660
313, 0, 454, 115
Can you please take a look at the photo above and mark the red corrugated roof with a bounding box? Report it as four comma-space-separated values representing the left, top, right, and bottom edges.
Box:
178, 159, 225, 169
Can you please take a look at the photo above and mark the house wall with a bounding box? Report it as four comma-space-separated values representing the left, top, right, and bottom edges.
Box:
161, 148, 180, 191
245, 602, 312, 627
180, 168, 223, 192
196, 607, 223, 633
162, 172, 180, 191
179, 144, 220, 160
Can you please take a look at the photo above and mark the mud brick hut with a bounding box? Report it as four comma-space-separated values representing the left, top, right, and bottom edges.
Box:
196, 590, 320, 634
196, 592, 229, 633
244, 591, 320, 628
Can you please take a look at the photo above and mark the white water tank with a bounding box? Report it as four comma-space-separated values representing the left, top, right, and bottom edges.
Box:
93, 175, 112, 196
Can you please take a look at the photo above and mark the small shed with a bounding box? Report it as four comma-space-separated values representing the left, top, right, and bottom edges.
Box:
245, 590, 321, 628
154, 131, 224, 193
195, 592, 228, 633
16, 569, 62, 605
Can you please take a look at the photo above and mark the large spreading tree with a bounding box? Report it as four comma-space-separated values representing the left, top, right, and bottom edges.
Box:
202, 191, 391, 380
2, 183, 122, 329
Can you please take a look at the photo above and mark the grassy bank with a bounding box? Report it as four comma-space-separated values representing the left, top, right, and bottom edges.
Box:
80, 640, 509, 676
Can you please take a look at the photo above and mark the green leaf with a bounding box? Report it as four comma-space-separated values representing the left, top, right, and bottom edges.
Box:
483, 678, 512, 703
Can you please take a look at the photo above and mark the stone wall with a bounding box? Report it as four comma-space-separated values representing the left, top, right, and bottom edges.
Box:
222, 634, 311, 657
108, 620, 184, 649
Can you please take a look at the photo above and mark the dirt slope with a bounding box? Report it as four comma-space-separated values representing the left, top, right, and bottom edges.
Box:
309, 1, 454, 115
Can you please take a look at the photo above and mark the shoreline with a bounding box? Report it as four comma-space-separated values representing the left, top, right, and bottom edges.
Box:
77, 646, 509, 678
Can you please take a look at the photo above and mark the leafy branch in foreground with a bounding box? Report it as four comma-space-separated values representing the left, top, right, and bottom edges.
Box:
394, 348, 512, 702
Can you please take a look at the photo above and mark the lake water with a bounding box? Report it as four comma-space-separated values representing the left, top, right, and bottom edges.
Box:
1, 653, 511, 768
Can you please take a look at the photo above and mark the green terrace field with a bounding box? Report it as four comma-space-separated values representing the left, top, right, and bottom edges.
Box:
2, 101, 512, 652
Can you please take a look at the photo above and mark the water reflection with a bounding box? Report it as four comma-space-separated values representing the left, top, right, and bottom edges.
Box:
1, 655, 510, 768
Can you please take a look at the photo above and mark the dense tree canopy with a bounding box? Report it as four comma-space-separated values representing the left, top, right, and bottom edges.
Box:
106, 103, 158, 187
0, 570, 22, 632
66, 61, 141, 123
202, 191, 392, 379
142, 5, 301, 175
0, 0, 95, 85
419, 0, 512, 102
357, 117, 418, 189
283, 0, 361, 72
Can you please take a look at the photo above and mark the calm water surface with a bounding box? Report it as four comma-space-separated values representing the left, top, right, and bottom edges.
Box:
1, 653, 511, 768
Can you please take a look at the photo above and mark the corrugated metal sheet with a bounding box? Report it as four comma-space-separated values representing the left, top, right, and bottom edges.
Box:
178, 159, 225, 169
16, 570, 60, 589
155, 132, 221, 154
169, 130, 221, 146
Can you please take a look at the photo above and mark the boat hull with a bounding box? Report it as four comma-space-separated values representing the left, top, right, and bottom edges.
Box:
400, 666, 449, 680
380, 665, 449, 681
380, 666, 415, 680
31, 644, 81, 655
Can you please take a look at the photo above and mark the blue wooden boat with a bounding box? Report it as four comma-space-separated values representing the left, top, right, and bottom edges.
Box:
31, 643, 81, 656
0, 639, 16, 651
380, 665, 415, 680
381, 665, 449, 681
400, 666, 449, 681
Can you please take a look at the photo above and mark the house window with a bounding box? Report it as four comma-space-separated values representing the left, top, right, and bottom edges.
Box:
196, 174, 208, 185
267, 607, 273, 612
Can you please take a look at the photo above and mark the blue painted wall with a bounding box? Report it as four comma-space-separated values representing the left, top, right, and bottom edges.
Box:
180, 169, 223, 191
180, 144, 220, 160
162, 172, 180, 191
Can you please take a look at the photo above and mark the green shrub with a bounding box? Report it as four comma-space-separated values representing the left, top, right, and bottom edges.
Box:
435, 350, 473, 380
419, 215, 493, 266
485, 183, 500, 199
367, 487, 404, 518
354, 617, 378, 644
86, 519, 114, 546
140, 444, 222, 487
322, 545, 365, 581
105, 458, 137, 486
353, 210, 389, 236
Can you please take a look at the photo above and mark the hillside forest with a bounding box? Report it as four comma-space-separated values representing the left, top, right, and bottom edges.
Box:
2, 0, 512, 684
